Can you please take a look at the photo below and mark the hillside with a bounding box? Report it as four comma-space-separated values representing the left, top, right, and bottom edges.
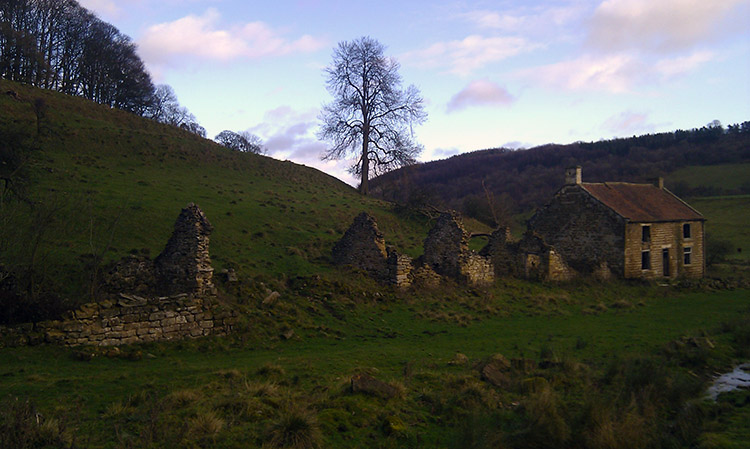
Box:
0, 79, 438, 314
1, 82, 749, 448
370, 127, 750, 231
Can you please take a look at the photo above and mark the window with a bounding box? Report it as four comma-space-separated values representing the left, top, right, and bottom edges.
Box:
642, 225, 651, 243
683, 223, 691, 239
641, 250, 651, 270
684, 247, 692, 265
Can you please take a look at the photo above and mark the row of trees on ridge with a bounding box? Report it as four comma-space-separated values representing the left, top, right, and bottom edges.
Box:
0, 0, 206, 136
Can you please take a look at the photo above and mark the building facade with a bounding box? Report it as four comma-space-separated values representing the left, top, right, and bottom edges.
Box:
528, 167, 705, 280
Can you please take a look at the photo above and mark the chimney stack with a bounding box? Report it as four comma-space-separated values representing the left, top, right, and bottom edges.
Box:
565, 166, 582, 185
649, 177, 664, 189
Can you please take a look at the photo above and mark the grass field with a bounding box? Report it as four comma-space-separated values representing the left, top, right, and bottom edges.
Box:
668, 163, 750, 192
1, 285, 748, 448
2, 81, 750, 448
690, 195, 750, 262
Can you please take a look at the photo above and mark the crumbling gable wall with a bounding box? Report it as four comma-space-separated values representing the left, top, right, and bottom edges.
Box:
423, 212, 494, 286
423, 211, 470, 278
332, 212, 388, 280
480, 230, 575, 282
154, 203, 215, 296
334, 211, 493, 287
104, 203, 216, 297
528, 185, 625, 276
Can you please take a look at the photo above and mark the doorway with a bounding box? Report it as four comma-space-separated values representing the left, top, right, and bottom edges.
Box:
662, 248, 670, 277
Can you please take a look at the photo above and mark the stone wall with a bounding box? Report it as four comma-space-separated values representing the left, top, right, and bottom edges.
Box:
387, 248, 413, 288
422, 212, 494, 286
528, 185, 626, 275
103, 203, 216, 296
0, 203, 238, 348
333, 211, 494, 288
0, 293, 236, 347
458, 253, 495, 286
423, 212, 470, 278
624, 220, 705, 280
332, 212, 388, 280
154, 203, 215, 296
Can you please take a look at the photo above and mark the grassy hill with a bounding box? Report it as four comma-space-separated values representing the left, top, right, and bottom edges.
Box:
1, 81, 749, 448
0, 79, 441, 305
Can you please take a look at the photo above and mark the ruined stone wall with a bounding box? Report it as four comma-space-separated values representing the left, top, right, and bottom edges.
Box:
332, 212, 388, 280
154, 203, 215, 296
423, 212, 469, 279
422, 212, 494, 286
528, 185, 625, 276
458, 253, 495, 286
387, 249, 413, 287
624, 220, 704, 280
0, 293, 236, 347
480, 228, 517, 277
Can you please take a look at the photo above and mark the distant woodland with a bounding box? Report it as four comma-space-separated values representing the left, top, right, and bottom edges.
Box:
370, 123, 750, 225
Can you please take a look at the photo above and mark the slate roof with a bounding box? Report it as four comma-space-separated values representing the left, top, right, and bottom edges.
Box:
581, 182, 704, 222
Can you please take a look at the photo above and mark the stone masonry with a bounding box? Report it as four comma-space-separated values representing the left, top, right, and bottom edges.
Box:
423, 211, 469, 279
0, 203, 236, 348
154, 203, 215, 296
1, 293, 236, 347
423, 212, 494, 286
332, 212, 389, 280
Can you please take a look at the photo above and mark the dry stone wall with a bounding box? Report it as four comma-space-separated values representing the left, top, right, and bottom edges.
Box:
333, 211, 494, 288
0, 203, 237, 348
154, 203, 215, 296
1, 293, 236, 347
332, 212, 388, 280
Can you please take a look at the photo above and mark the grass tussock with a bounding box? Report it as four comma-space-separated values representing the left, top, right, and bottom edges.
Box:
264, 405, 322, 449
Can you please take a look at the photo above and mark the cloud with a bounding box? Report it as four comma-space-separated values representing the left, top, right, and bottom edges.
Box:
521, 53, 644, 93
521, 48, 716, 93
447, 80, 515, 112
462, 5, 585, 34
402, 35, 538, 76
428, 147, 462, 160
587, 0, 749, 54
655, 51, 714, 78
138, 8, 326, 67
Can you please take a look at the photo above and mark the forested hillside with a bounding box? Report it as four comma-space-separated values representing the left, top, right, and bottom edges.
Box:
0, 0, 206, 135
371, 123, 750, 226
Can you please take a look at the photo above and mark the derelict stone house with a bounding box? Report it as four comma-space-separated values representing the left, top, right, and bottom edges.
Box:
528, 166, 705, 280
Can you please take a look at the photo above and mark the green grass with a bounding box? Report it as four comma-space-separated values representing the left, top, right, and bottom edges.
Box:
1, 285, 749, 447
668, 163, 750, 191
690, 196, 750, 261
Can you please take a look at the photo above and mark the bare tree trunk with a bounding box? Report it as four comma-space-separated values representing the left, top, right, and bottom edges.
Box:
360, 124, 370, 195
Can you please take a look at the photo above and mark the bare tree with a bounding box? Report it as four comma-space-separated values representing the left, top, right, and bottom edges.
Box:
215, 130, 265, 154
318, 36, 426, 195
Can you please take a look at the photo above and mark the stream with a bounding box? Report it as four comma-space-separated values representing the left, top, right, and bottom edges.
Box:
706, 363, 750, 401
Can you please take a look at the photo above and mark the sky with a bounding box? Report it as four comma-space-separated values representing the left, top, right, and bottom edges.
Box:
78, 0, 750, 185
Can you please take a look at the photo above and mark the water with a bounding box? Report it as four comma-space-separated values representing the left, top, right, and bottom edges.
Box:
706, 363, 750, 401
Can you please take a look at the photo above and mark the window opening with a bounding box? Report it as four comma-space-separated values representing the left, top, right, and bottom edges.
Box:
641, 250, 650, 270
683, 223, 691, 239
684, 247, 692, 265
642, 225, 650, 243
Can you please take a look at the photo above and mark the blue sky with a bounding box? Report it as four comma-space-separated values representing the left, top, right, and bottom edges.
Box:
79, 0, 750, 184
